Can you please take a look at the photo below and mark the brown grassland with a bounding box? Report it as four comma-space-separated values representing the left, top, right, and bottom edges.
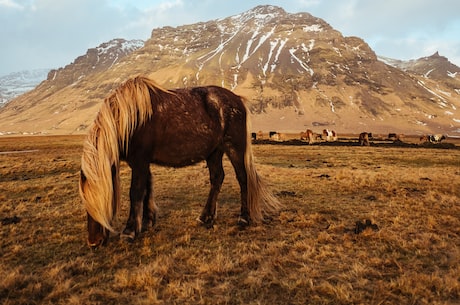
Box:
0, 135, 459, 305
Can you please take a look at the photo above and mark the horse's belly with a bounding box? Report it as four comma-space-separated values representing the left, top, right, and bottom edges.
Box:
151, 132, 219, 167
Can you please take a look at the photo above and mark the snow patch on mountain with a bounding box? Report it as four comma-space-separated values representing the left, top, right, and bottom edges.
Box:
0, 69, 49, 107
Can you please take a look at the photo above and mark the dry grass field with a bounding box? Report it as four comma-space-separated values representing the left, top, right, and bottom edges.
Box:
0, 135, 459, 305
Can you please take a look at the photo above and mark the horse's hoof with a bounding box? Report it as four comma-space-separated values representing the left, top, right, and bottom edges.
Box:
198, 214, 215, 228
196, 216, 214, 229
196, 216, 204, 224
120, 231, 135, 243
237, 217, 250, 228
142, 220, 155, 232
204, 221, 214, 229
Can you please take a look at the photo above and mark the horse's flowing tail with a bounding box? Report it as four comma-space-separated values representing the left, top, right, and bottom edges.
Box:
244, 110, 282, 223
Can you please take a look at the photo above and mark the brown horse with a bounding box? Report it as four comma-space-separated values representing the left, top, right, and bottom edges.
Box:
79, 76, 281, 247
359, 132, 370, 146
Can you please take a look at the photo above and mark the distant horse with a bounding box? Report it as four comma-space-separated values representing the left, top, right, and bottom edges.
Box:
419, 135, 428, 143
79, 76, 281, 247
388, 133, 404, 141
322, 129, 337, 142
358, 132, 370, 146
300, 129, 314, 144
431, 134, 446, 143
421, 134, 446, 143
257, 130, 264, 140
270, 132, 285, 141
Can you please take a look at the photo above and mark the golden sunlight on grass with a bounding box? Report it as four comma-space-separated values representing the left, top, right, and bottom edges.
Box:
0, 135, 459, 304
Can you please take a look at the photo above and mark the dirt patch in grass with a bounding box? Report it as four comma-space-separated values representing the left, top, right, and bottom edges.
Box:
1, 136, 459, 304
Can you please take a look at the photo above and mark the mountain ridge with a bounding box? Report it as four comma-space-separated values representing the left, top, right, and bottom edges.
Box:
1, 5, 459, 136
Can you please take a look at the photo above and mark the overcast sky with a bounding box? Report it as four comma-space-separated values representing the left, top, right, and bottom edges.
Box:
1, 0, 459, 76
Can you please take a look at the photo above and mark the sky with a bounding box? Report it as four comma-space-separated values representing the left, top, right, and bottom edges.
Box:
1, 0, 460, 76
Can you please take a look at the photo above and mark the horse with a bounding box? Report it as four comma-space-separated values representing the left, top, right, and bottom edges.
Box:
79, 76, 282, 247
322, 129, 337, 142
420, 134, 446, 144
257, 130, 264, 140
270, 132, 285, 141
419, 135, 428, 143
388, 133, 404, 142
300, 129, 314, 144
300, 131, 307, 141
428, 134, 446, 143
358, 132, 370, 146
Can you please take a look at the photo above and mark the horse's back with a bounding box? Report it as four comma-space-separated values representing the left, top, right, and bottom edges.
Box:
128, 85, 247, 167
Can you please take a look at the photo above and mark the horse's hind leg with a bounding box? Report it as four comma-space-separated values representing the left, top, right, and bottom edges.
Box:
198, 149, 224, 228
225, 147, 250, 226
142, 170, 157, 231
121, 164, 150, 242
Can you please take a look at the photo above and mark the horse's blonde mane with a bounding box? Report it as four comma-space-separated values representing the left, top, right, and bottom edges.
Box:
79, 76, 168, 232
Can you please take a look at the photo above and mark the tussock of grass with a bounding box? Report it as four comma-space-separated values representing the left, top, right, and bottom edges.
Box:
0, 136, 459, 304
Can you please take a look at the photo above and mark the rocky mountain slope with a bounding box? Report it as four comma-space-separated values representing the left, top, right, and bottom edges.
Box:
0, 5, 459, 136
379, 52, 460, 97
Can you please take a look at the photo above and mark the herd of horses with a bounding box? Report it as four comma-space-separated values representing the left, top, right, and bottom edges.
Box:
419, 134, 447, 144
253, 130, 448, 146
79, 76, 449, 248
253, 129, 338, 144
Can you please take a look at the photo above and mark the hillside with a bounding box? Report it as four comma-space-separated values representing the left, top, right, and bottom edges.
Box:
0, 5, 459, 136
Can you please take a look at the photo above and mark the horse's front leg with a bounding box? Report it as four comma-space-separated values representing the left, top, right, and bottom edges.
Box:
121, 165, 149, 242
198, 150, 224, 228
142, 171, 157, 231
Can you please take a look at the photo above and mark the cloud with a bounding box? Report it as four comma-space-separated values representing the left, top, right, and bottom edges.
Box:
294, 0, 460, 64
1, 0, 135, 74
0, 0, 24, 9
1, 0, 459, 75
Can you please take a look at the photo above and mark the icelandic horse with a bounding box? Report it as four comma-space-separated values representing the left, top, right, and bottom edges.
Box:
79, 76, 281, 247
300, 129, 315, 144
322, 129, 338, 142
359, 132, 370, 146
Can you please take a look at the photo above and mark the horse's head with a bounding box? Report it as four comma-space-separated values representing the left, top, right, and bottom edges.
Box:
87, 212, 109, 248
80, 169, 110, 248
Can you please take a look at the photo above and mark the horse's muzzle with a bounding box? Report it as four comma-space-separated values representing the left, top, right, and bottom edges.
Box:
87, 232, 108, 248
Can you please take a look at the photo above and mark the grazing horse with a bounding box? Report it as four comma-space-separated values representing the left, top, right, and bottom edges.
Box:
79, 76, 281, 247
358, 132, 370, 146
300, 131, 307, 141
300, 129, 315, 144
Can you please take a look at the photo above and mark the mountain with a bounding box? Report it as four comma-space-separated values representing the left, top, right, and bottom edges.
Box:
46, 38, 144, 90
0, 69, 49, 107
0, 38, 144, 135
379, 52, 460, 95
0, 5, 459, 136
